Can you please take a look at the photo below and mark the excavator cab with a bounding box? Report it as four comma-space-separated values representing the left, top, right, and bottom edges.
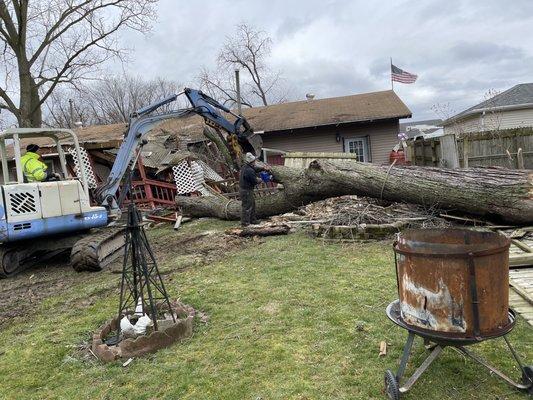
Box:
0, 128, 108, 245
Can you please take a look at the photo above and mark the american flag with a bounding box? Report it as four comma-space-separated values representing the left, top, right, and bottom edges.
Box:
391, 64, 418, 84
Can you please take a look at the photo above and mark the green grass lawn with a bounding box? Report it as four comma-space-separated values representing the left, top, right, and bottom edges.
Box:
0, 220, 531, 399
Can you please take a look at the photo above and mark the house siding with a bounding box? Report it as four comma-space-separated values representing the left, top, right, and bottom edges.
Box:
498, 108, 533, 129
444, 108, 533, 135
261, 120, 399, 165
262, 129, 341, 153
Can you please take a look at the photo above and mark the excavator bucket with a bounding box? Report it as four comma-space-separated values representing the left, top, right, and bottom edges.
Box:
239, 132, 263, 157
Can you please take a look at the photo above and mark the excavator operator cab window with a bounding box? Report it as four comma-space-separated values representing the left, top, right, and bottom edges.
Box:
0, 128, 90, 199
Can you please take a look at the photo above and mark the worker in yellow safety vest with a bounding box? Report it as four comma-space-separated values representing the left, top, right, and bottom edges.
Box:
21, 144, 50, 182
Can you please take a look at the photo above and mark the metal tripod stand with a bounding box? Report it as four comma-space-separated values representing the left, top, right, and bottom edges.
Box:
109, 201, 175, 344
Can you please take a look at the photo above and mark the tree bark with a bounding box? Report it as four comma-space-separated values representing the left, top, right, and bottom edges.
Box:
18, 63, 43, 127
176, 160, 533, 225
226, 224, 290, 237
203, 126, 238, 170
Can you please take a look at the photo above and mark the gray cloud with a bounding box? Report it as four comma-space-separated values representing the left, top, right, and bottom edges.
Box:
450, 42, 524, 62
114, 0, 533, 120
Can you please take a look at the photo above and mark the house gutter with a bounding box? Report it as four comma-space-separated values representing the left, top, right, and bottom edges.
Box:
259, 114, 412, 135
443, 102, 533, 126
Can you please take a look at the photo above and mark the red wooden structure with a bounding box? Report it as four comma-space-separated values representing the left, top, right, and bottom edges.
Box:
124, 156, 178, 210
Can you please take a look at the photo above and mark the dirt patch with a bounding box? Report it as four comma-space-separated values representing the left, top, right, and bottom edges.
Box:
0, 256, 91, 327
0, 226, 250, 330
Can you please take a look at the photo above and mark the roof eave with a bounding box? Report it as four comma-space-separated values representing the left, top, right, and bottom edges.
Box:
443, 102, 533, 126
260, 113, 412, 135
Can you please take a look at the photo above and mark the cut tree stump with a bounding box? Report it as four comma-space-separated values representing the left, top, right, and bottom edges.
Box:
176, 160, 533, 225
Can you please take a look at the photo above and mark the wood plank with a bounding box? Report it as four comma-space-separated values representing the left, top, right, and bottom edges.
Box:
510, 269, 533, 276
509, 287, 533, 327
509, 268, 533, 308
511, 239, 533, 253
509, 253, 533, 267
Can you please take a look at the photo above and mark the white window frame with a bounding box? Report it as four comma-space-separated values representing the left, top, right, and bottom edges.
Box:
344, 137, 370, 162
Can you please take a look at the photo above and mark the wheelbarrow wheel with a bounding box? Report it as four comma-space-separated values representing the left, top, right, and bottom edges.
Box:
384, 369, 400, 400
522, 365, 533, 394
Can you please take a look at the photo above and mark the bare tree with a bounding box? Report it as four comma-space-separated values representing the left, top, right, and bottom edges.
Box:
45, 74, 182, 127
0, 0, 157, 128
198, 67, 253, 108
199, 24, 287, 109
45, 87, 91, 128
480, 89, 502, 132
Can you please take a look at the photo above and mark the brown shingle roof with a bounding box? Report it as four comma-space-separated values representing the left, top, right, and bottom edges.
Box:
241, 89, 411, 133
10, 119, 206, 155
9, 89, 410, 156
149, 89, 411, 136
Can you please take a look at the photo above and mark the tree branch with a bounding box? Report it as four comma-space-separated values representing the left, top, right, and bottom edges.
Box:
0, 84, 16, 111
0, 0, 18, 48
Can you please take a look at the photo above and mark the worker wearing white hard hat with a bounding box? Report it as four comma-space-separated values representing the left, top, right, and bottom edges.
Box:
239, 152, 271, 226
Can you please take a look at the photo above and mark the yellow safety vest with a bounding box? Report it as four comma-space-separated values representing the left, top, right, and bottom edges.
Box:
21, 152, 48, 182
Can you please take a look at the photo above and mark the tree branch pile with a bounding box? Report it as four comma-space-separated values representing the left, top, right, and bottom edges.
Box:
176, 159, 533, 225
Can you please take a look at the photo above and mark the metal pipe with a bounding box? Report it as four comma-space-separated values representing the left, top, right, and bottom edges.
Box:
396, 332, 415, 381
455, 346, 530, 390
235, 69, 242, 115
55, 138, 68, 179
12, 134, 23, 183
69, 99, 74, 128
0, 138, 9, 183
400, 345, 443, 393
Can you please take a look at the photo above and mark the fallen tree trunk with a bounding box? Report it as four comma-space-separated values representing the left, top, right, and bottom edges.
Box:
176, 160, 533, 225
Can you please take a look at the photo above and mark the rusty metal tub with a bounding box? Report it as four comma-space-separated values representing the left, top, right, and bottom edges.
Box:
393, 228, 511, 340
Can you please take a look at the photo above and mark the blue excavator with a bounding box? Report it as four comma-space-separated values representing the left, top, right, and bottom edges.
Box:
0, 88, 262, 277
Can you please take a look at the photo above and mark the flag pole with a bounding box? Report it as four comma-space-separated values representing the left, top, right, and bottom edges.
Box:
390, 57, 394, 91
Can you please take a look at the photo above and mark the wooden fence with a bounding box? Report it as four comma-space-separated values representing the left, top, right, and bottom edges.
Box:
406, 128, 533, 169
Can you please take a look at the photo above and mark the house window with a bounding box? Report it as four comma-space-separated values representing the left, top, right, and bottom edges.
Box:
345, 138, 369, 162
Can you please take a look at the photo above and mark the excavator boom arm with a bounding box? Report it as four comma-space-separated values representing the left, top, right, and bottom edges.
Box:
94, 88, 258, 214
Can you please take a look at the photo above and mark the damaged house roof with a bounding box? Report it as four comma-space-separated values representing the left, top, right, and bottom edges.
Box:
8, 118, 206, 157
6, 89, 410, 157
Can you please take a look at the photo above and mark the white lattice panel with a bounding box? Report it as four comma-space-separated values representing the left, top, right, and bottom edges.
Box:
173, 160, 213, 196
68, 147, 97, 189
191, 161, 205, 187
197, 160, 223, 182
173, 161, 198, 194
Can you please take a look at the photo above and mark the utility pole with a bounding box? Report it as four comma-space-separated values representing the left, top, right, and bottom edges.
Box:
69, 99, 74, 128
390, 57, 394, 91
235, 69, 242, 115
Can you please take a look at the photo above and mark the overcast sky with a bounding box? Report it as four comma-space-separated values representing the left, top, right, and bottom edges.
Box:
118, 0, 533, 121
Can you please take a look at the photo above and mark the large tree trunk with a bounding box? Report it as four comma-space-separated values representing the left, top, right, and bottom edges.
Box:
17, 59, 42, 127
176, 160, 533, 225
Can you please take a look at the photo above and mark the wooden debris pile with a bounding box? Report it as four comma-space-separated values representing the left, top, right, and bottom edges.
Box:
271, 195, 451, 240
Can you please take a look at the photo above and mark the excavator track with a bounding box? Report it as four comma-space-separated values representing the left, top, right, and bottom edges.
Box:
0, 244, 70, 279
0, 245, 24, 279
70, 227, 126, 272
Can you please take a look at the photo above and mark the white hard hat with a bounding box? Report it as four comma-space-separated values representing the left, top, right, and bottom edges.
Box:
245, 152, 256, 163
